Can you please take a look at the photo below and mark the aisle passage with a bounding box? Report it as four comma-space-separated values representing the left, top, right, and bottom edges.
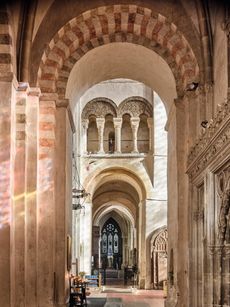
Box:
87, 288, 164, 307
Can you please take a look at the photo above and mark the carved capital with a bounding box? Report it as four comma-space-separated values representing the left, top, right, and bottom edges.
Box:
82, 119, 89, 130
113, 117, 123, 128
96, 118, 105, 129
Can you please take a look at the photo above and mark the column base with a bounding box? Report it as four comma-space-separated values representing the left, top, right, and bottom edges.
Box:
131, 150, 139, 154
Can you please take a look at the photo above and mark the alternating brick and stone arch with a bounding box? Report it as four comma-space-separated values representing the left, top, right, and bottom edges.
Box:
37, 4, 200, 98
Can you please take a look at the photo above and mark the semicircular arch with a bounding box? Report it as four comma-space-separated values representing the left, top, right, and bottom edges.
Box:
82, 97, 117, 119
118, 96, 153, 117
83, 164, 153, 201
93, 201, 135, 228
38, 4, 199, 99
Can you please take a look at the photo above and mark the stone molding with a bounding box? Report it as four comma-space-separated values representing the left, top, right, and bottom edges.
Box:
187, 100, 230, 179
208, 244, 230, 258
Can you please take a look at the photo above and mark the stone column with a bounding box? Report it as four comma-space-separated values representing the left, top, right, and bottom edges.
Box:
131, 117, 140, 153
12, 82, 28, 307
83, 202, 93, 274
55, 98, 72, 306
37, 93, 57, 307
138, 200, 146, 289
96, 118, 105, 154
147, 117, 153, 153
113, 117, 122, 153
25, 86, 40, 306
0, 78, 18, 307
82, 119, 89, 154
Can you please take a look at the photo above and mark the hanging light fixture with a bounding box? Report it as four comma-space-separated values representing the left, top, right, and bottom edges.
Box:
72, 152, 90, 211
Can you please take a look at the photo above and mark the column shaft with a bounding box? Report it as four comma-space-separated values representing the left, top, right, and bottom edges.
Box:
83, 202, 92, 274
131, 117, 140, 153
37, 95, 56, 307
113, 118, 122, 153
12, 83, 28, 307
147, 117, 153, 153
82, 119, 89, 154
25, 87, 40, 306
96, 118, 105, 153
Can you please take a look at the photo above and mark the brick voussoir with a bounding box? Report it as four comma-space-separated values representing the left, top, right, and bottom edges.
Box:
38, 4, 199, 95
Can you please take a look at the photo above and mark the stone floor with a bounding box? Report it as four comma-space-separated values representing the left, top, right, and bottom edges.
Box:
87, 287, 165, 307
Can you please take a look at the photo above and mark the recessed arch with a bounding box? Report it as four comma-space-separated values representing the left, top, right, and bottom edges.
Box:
93, 202, 135, 229
118, 96, 153, 117
37, 4, 199, 100
83, 164, 154, 201
81, 97, 117, 119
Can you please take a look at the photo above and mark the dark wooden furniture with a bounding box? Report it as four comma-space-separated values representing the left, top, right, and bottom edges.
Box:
69, 278, 88, 307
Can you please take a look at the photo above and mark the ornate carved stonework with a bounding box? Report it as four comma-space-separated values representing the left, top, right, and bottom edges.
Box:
82, 96, 153, 120
117, 97, 153, 117
187, 101, 230, 179
216, 167, 230, 245
193, 209, 204, 222
82, 98, 117, 119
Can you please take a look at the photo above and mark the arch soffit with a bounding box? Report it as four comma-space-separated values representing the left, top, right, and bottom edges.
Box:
93, 190, 138, 207
83, 164, 153, 200
84, 165, 152, 201
82, 97, 117, 119
93, 202, 135, 228
37, 4, 200, 98
91, 174, 143, 203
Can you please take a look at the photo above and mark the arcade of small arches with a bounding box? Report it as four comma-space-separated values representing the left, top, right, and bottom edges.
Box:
81, 96, 153, 154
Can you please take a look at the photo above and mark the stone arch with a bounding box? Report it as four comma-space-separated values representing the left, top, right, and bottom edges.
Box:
81, 97, 117, 119
118, 96, 153, 117
83, 164, 153, 201
37, 4, 199, 97
145, 225, 167, 289
93, 202, 135, 228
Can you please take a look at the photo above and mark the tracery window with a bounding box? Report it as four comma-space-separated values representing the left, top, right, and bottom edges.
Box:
101, 218, 122, 256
